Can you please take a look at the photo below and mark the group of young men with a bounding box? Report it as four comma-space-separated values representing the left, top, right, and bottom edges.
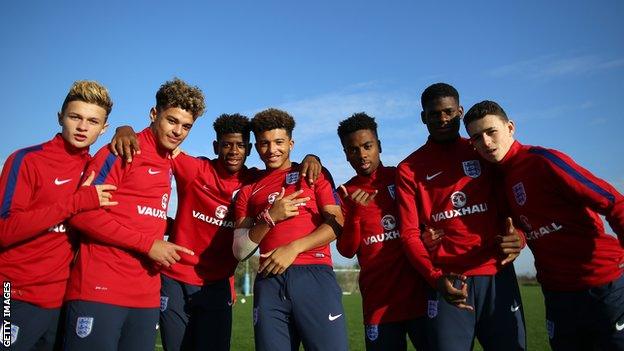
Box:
0, 78, 622, 351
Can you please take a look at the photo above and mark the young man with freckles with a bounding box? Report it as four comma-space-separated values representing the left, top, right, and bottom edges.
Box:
0, 80, 116, 351
63, 78, 203, 351
233, 108, 348, 351
335, 112, 428, 351
396, 83, 526, 350
464, 100, 624, 350
109, 113, 322, 351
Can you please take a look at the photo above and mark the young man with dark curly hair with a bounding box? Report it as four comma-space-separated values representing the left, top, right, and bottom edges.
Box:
233, 108, 348, 351
464, 100, 624, 350
63, 78, 204, 351
396, 83, 526, 350
109, 113, 322, 351
0, 80, 116, 351
336, 112, 428, 350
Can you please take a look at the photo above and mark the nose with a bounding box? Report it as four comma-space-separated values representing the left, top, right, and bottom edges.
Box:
357, 147, 367, 159
76, 119, 88, 131
172, 124, 183, 136
483, 135, 493, 148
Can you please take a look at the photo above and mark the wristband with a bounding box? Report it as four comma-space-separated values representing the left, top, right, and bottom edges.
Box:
257, 207, 276, 228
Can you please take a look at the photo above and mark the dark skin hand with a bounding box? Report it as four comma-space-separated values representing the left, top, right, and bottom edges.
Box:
437, 273, 474, 311
499, 217, 523, 265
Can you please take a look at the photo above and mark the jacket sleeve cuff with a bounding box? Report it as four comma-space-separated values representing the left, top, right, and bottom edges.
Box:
73, 186, 100, 213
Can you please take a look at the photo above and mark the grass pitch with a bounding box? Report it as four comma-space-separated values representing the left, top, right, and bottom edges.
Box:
156, 284, 548, 350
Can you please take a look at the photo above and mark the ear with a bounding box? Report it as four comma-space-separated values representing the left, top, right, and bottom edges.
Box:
508, 120, 516, 136
420, 111, 426, 124
149, 107, 158, 122
57, 112, 63, 127
458, 105, 464, 117
99, 122, 109, 136
246, 143, 252, 156
378, 140, 382, 154
289, 138, 294, 151
213, 140, 219, 155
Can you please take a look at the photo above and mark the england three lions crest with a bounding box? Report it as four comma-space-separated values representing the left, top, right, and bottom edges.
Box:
512, 182, 527, 206
462, 160, 481, 178
76, 317, 94, 338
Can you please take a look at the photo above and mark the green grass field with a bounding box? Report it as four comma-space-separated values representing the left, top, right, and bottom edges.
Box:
156, 284, 548, 350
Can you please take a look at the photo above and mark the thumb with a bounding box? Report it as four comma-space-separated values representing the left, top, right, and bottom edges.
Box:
338, 185, 348, 198
506, 217, 515, 236
81, 171, 95, 186
276, 187, 285, 200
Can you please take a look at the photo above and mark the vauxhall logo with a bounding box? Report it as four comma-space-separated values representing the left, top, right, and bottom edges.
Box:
431, 191, 488, 222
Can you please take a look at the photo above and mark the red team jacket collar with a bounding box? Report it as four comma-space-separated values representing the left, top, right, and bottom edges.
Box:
498, 140, 522, 169
352, 163, 386, 185
54, 133, 91, 158
140, 127, 171, 159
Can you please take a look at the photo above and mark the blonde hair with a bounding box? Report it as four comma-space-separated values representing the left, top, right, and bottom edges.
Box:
156, 78, 205, 119
60, 80, 113, 117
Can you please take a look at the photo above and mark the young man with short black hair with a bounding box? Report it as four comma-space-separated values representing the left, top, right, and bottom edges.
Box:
465, 100, 624, 350
336, 112, 428, 350
233, 108, 348, 351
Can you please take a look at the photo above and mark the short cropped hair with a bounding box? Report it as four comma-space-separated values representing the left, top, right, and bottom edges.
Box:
251, 108, 296, 138
337, 112, 378, 144
421, 83, 460, 109
213, 113, 251, 141
60, 80, 113, 117
156, 78, 205, 119
463, 100, 509, 126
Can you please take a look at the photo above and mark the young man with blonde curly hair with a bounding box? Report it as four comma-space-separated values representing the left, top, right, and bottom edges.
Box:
63, 78, 204, 351
0, 80, 116, 350
233, 108, 348, 351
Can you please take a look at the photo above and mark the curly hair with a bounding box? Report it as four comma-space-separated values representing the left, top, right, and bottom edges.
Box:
251, 108, 296, 137
337, 112, 378, 143
213, 113, 251, 141
463, 100, 509, 126
156, 78, 206, 119
61, 80, 113, 118
421, 82, 459, 109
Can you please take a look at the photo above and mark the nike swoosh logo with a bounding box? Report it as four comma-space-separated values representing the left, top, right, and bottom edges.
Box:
148, 168, 161, 175
227, 301, 234, 306
251, 185, 266, 196
328, 313, 342, 321
511, 305, 520, 312
54, 178, 72, 185
616, 321, 624, 331
426, 171, 443, 181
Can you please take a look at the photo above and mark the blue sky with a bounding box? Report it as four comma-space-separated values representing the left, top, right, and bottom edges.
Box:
2, 0, 623, 274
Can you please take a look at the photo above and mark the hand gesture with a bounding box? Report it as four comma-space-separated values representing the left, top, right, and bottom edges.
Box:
421, 227, 444, 252
148, 239, 194, 267
437, 273, 474, 311
300, 154, 321, 186
339, 185, 378, 208
258, 243, 300, 276
499, 217, 523, 265
82, 171, 118, 207
268, 188, 310, 222
110, 126, 140, 163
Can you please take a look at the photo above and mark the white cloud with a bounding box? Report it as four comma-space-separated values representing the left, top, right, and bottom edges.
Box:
488, 54, 624, 80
